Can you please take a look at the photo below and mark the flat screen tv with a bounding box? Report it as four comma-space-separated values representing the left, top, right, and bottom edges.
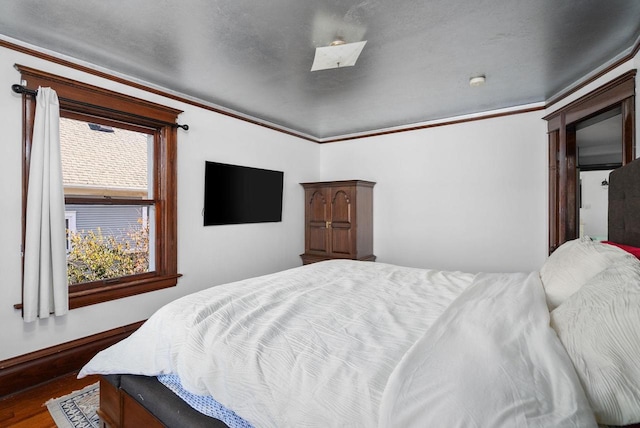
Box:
204, 161, 284, 226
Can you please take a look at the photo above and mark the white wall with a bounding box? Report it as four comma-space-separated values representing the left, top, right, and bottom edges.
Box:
0, 45, 320, 360
319, 111, 549, 273
319, 40, 639, 274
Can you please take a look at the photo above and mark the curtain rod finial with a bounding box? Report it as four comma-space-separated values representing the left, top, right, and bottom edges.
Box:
12, 84, 36, 96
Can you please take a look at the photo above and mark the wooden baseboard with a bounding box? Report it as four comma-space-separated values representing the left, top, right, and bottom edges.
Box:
0, 321, 144, 398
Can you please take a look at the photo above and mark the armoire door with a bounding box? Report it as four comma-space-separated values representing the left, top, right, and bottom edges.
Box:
329, 186, 354, 258
305, 188, 330, 256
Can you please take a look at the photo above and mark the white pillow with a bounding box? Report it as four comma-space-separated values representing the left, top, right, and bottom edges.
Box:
541, 237, 626, 310
550, 254, 640, 425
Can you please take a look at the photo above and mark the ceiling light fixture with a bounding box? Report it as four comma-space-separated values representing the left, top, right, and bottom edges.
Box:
311, 40, 367, 72
469, 75, 486, 87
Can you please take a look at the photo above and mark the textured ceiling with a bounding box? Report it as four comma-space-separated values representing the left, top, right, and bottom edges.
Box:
0, 0, 639, 140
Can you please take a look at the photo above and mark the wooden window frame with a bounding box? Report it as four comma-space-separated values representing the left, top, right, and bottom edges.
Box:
543, 70, 636, 254
17, 65, 182, 310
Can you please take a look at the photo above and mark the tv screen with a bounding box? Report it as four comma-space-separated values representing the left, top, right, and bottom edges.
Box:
204, 161, 284, 226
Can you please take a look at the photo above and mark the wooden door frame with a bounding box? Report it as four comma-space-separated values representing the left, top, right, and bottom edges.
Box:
543, 70, 636, 254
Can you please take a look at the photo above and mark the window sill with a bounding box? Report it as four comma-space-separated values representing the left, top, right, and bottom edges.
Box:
14, 274, 181, 311
69, 274, 182, 309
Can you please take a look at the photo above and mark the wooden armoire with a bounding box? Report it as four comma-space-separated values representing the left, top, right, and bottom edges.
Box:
300, 180, 375, 265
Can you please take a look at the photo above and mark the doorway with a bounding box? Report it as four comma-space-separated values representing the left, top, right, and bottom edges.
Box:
544, 70, 635, 254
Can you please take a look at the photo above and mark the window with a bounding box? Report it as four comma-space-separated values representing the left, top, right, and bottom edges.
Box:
62, 116, 155, 285
18, 65, 182, 309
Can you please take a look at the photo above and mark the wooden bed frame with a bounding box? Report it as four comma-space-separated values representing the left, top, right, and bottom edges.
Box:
97, 158, 640, 428
98, 377, 165, 428
98, 374, 229, 427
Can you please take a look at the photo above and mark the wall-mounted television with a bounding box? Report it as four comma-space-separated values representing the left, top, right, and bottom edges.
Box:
204, 161, 284, 226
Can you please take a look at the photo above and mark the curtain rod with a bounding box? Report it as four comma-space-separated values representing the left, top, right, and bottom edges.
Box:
11, 84, 189, 131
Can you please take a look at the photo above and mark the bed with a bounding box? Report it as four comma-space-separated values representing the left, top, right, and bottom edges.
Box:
80, 158, 640, 428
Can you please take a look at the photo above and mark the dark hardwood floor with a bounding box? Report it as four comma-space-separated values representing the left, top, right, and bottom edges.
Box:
0, 371, 99, 427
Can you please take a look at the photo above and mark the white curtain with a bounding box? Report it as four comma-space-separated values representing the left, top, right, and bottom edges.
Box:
23, 87, 68, 322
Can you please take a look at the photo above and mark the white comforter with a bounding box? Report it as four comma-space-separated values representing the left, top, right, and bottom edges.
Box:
80, 260, 596, 427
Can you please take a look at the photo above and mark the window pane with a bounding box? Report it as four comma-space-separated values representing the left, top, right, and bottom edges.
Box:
60, 117, 154, 285
65, 204, 153, 284
60, 117, 152, 198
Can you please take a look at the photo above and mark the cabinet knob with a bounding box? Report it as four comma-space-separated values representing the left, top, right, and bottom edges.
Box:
326, 221, 331, 228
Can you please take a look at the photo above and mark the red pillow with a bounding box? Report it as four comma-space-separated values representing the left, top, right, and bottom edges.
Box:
603, 241, 640, 260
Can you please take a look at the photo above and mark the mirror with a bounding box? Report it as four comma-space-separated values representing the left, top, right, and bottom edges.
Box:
576, 107, 622, 169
